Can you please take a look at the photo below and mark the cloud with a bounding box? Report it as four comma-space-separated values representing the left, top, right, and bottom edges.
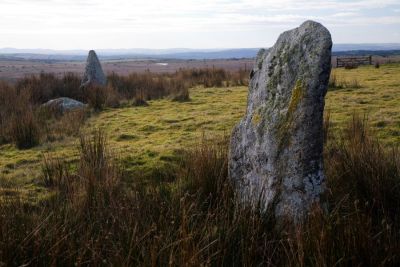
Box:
331, 12, 359, 17
0, 0, 399, 48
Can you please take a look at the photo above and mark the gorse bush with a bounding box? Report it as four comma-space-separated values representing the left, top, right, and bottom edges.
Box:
1, 115, 399, 266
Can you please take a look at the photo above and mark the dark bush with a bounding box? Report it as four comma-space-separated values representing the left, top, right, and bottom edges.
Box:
344, 63, 358, 69
0, 81, 17, 144
83, 85, 109, 111
3, 89, 42, 149
9, 108, 41, 149
15, 72, 82, 104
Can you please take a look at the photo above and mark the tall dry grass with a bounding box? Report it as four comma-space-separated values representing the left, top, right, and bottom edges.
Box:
0, 74, 89, 148
107, 68, 249, 103
0, 82, 41, 148
1, 116, 399, 266
329, 73, 362, 90
15, 72, 83, 103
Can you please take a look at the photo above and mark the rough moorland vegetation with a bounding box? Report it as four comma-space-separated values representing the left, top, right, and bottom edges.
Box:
0, 68, 249, 149
0, 63, 399, 266
1, 115, 399, 266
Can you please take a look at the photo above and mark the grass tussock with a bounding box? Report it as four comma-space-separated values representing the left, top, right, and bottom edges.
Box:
326, 115, 400, 221
0, 82, 41, 148
329, 73, 362, 90
344, 63, 358, 70
1, 115, 399, 266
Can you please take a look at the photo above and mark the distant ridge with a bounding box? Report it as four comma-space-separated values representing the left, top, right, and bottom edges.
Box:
0, 44, 400, 61
332, 43, 400, 51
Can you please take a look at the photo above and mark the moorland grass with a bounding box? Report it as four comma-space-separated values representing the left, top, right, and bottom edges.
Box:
0, 63, 399, 203
326, 63, 400, 145
0, 63, 399, 266
0, 116, 399, 266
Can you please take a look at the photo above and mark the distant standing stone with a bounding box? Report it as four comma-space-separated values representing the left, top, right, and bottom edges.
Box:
81, 50, 107, 88
229, 21, 332, 222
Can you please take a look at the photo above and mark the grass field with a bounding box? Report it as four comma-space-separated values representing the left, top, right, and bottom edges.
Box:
327, 63, 400, 144
1, 63, 399, 201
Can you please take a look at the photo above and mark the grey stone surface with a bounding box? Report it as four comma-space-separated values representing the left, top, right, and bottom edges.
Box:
42, 97, 87, 112
81, 50, 107, 88
229, 20, 332, 222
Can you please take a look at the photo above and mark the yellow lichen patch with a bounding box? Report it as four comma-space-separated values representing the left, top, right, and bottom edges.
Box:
252, 111, 262, 126
287, 79, 304, 115
275, 79, 305, 154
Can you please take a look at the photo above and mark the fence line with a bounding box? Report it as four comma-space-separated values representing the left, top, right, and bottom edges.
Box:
336, 56, 372, 68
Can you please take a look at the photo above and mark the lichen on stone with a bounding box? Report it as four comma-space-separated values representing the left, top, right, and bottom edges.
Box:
275, 79, 304, 155
287, 79, 305, 115
252, 111, 262, 126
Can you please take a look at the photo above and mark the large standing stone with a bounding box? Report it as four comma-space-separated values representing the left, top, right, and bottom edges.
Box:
229, 21, 332, 222
81, 50, 107, 88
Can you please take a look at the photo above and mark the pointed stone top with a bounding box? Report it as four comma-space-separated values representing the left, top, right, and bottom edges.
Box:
81, 50, 106, 88
301, 20, 325, 27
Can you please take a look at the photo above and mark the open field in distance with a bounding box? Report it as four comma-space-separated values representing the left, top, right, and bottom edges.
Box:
0, 58, 255, 82
1, 55, 400, 83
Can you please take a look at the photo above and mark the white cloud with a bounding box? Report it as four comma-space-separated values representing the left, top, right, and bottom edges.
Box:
0, 0, 399, 48
331, 12, 359, 17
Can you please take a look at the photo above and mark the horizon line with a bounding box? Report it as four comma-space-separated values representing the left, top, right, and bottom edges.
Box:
1, 43, 400, 52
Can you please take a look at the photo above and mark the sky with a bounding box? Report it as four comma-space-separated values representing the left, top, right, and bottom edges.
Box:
0, 0, 399, 49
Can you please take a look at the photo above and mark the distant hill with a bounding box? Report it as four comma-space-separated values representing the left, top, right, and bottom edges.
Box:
332, 43, 400, 51
1, 44, 400, 61
332, 50, 400, 57
0, 49, 260, 61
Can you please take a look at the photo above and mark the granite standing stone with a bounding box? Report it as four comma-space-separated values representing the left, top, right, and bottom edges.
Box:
81, 50, 107, 88
229, 20, 332, 222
